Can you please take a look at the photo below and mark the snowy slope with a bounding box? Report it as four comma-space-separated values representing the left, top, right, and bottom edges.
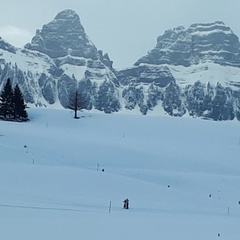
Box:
0, 48, 55, 75
168, 62, 240, 89
0, 108, 240, 239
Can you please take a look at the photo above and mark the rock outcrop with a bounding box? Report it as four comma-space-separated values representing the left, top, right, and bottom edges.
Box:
1, 12, 240, 120
135, 21, 240, 67
0, 9, 119, 112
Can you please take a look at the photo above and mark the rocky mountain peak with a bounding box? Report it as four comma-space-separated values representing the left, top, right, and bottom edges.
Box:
1, 14, 240, 120
188, 21, 231, 34
0, 37, 17, 54
135, 21, 240, 67
54, 9, 80, 21
25, 9, 98, 60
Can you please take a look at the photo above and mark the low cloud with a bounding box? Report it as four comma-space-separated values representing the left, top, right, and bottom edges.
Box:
0, 25, 33, 47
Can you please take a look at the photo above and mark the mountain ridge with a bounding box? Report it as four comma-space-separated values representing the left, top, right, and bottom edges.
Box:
135, 21, 240, 67
1, 10, 240, 120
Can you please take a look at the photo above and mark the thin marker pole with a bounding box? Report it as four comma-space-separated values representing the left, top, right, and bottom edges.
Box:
109, 201, 112, 213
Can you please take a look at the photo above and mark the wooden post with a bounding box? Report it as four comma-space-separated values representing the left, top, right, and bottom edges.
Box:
109, 201, 112, 213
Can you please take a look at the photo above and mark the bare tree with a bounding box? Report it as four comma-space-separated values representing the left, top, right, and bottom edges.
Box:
68, 90, 87, 119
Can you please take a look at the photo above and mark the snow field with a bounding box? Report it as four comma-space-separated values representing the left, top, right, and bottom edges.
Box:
0, 108, 240, 239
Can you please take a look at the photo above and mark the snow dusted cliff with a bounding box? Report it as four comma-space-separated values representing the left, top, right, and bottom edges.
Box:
1, 12, 240, 120
136, 21, 240, 67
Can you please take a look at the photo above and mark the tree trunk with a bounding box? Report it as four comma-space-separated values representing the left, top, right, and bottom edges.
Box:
74, 109, 78, 119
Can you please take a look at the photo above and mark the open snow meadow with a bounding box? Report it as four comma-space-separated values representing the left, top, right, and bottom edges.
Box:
1, 108, 240, 240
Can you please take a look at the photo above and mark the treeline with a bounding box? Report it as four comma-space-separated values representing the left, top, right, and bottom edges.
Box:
0, 78, 28, 121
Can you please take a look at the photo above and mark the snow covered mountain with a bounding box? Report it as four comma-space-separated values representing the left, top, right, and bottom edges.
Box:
0, 9, 119, 112
120, 21, 240, 119
0, 11, 240, 120
136, 21, 240, 67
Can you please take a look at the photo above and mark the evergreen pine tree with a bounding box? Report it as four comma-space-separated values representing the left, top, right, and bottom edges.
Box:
13, 84, 28, 121
0, 78, 14, 119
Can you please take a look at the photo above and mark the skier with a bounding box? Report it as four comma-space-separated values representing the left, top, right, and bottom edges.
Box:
123, 198, 129, 209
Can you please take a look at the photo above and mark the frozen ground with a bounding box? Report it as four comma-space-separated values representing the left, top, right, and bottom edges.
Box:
0, 108, 240, 240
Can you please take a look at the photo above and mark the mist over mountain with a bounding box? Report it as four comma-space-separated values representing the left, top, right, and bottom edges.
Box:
0, 10, 240, 120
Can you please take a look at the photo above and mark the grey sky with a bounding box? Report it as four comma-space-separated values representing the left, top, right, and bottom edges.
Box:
0, 0, 240, 69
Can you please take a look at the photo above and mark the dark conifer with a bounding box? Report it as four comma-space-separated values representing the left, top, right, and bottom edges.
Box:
0, 78, 14, 119
13, 84, 28, 121
0, 79, 28, 121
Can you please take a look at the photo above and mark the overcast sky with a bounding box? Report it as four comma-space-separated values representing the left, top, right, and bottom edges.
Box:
0, 0, 240, 69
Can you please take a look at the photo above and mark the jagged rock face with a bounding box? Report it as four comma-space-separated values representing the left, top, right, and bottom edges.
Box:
25, 9, 99, 60
0, 38, 17, 54
0, 49, 57, 106
127, 21, 240, 118
117, 64, 175, 87
57, 74, 77, 108
136, 21, 240, 67
25, 9, 115, 69
0, 9, 118, 111
1, 15, 240, 120
116, 65, 178, 115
